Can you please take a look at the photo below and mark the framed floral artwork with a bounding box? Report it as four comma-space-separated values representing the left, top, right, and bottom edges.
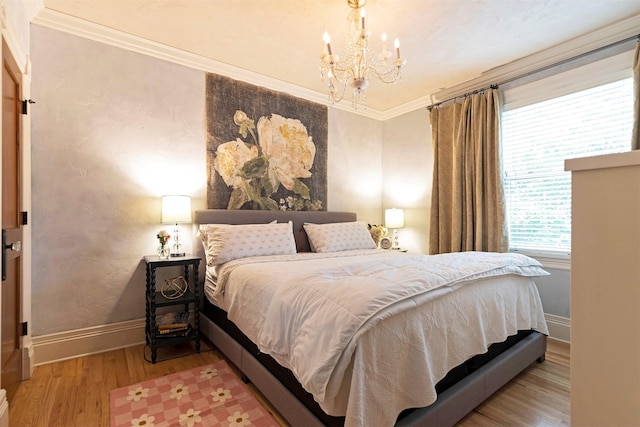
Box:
205, 73, 328, 211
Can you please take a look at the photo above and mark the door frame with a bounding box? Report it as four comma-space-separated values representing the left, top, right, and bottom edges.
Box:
1, 16, 33, 384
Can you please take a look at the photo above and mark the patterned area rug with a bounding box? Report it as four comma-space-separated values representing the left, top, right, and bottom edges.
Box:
110, 360, 279, 427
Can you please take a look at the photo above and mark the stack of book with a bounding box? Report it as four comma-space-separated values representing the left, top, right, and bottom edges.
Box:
156, 311, 191, 338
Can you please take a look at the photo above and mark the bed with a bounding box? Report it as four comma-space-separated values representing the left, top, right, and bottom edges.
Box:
193, 209, 549, 427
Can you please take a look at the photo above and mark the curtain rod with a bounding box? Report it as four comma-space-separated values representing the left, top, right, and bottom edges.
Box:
426, 33, 640, 111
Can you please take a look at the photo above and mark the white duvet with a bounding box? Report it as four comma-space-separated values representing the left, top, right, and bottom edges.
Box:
205, 250, 549, 427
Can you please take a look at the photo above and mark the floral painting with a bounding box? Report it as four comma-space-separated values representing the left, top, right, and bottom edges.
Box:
206, 73, 327, 211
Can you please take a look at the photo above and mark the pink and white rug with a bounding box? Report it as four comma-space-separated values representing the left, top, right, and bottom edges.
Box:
110, 360, 280, 427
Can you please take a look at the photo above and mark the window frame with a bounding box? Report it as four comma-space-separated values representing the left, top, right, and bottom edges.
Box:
500, 50, 635, 266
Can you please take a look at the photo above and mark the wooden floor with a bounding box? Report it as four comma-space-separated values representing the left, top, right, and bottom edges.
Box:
9, 338, 569, 426
457, 339, 570, 426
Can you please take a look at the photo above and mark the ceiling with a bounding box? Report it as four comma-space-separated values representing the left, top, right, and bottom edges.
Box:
37, 0, 640, 114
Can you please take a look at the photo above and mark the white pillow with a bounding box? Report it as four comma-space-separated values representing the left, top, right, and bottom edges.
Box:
197, 220, 277, 262
303, 221, 377, 253
199, 222, 296, 266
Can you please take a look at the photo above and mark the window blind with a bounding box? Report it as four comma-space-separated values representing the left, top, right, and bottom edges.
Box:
502, 77, 633, 254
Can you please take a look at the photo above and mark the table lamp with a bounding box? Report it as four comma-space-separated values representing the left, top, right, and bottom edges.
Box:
385, 208, 404, 250
161, 195, 192, 257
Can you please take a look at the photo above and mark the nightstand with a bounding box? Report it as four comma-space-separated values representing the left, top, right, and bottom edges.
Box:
143, 254, 201, 363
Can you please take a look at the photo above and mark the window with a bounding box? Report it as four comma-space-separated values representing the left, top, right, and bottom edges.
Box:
502, 77, 634, 256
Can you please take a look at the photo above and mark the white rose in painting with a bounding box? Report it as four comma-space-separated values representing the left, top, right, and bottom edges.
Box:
213, 138, 259, 188
257, 114, 316, 191
212, 110, 322, 211
233, 110, 248, 125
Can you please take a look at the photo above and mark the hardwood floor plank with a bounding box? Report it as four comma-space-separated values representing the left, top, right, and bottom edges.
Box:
10, 338, 570, 426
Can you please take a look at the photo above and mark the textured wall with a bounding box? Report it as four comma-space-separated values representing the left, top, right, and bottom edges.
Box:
29, 25, 384, 336
30, 25, 206, 335
328, 109, 383, 224
381, 109, 433, 254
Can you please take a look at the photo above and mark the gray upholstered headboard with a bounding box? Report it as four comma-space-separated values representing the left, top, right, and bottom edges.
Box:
192, 209, 357, 257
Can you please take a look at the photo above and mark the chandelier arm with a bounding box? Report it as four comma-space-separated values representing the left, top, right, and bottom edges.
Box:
326, 71, 352, 105
364, 64, 403, 84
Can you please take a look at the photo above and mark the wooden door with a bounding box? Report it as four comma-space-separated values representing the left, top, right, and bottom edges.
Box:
1, 38, 23, 402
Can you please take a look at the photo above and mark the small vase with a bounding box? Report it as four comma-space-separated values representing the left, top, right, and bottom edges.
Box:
157, 244, 170, 260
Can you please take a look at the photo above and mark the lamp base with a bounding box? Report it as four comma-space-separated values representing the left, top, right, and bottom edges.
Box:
392, 228, 399, 249
170, 252, 185, 257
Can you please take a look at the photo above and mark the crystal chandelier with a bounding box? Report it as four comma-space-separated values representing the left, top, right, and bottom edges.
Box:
320, 0, 405, 109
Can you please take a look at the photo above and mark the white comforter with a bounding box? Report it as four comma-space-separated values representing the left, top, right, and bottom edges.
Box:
206, 250, 549, 427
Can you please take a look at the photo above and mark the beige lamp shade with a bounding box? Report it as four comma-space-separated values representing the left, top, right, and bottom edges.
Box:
161, 195, 192, 224
385, 208, 404, 229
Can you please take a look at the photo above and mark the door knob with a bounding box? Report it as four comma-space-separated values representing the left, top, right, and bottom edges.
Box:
5, 241, 21, 252
2, 230, 21, 281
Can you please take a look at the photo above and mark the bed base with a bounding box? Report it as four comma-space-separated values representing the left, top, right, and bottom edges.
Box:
200, 312, 547, 427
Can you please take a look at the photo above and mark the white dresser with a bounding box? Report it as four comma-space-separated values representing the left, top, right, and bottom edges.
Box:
565, 150, 640, 426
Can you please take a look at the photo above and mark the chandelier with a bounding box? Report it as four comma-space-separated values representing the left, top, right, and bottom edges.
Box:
320, 0, 405, 109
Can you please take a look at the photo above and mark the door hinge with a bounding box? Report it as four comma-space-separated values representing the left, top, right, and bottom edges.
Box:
21, 322, 28, 336
21, 211, 28, 225
21, 99, 35, 115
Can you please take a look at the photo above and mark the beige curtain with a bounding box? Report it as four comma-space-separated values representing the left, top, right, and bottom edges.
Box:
632, 41, 640, 150
429, 89, 508, 254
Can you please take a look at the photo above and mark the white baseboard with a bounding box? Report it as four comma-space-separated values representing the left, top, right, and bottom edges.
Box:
32, 318, 145, 366
21, 342, 34, 380
545, 313, 571, 343
30, 313, 570, 366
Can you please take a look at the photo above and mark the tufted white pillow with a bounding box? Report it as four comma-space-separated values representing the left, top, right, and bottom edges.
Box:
199, 222, 296, 266
303, 221, 377, 253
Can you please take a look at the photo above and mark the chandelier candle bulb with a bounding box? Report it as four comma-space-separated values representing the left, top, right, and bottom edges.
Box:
323, 32, 332, 56
395, 39, 400, 59
360, 9, 366, 29
381, 33, 390, 59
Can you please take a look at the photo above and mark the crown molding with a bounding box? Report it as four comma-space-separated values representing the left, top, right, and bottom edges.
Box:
23, 0, 44, 21
432, 13, 640, 104
31, 8, 388, 121
382, 93, 433, 119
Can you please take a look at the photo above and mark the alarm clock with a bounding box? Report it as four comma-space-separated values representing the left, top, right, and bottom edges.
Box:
379, 236, 393, 250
